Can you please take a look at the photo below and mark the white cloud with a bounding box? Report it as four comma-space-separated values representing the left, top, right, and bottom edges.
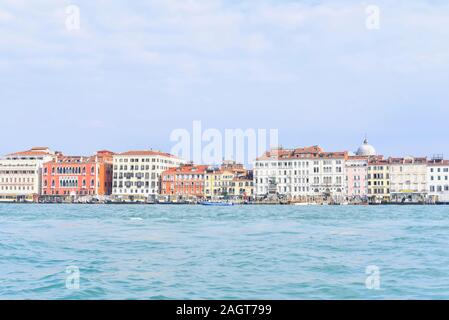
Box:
1, 0, 449, 77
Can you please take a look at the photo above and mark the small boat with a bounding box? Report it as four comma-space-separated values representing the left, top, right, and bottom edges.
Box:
294, 202, 318, 206
200, 201, 234, 206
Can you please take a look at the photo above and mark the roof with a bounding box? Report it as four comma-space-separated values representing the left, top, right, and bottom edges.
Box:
45, 151, 114, 165
256, 146, 348, 161
347, 156, 370, 161
116, 150, 179, 159
163, 164, 209, 174
356, 139, 377, 156
368, 158, 389, 165
6, 147, 53, 157
428, 159, 449, 166
388, 157, 427, 165
54, 156, 97, 164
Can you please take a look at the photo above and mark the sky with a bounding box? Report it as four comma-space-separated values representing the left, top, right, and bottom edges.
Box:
1, 0, 449, 161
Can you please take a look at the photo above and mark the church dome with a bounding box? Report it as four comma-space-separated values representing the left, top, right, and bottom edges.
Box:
356, 139, 376, 156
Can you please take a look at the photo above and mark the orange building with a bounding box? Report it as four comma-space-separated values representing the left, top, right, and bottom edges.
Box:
160, 164, 209, 199
41, 150, 114, 201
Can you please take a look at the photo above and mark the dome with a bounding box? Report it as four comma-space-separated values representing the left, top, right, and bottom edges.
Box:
356, 139, 376, 156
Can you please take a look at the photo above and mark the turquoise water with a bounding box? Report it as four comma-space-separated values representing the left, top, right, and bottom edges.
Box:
1, 204, 449, 300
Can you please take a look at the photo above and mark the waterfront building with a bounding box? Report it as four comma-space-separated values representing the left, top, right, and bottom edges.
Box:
427, 156, 449, 203
388, 156, 428, 203
41, 150, 114, 201
203, 161, 253, 200
112, 150, 184, 201
345, 139, 378, 203
160, 164, 208, 201
254, 147, 318, 201
204, 167, 221, 199
346, 156, 368, 202
309, 151, 348, 203
0, 147, 56, 202
231, 170, 254, 200
218, 168, 238, 198
254, 146, 347, 203
367, 158, 390, 203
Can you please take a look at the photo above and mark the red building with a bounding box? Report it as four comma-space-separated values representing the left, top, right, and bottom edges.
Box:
160, 164, 208, 199
41, 150, 114, 200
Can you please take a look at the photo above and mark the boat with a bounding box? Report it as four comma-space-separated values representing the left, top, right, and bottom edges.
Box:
294, 202, 318, 206
200, 201, 234, 206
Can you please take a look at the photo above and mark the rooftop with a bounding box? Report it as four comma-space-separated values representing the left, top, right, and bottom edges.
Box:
256, 146, 348, 161
116, 150, 179, 159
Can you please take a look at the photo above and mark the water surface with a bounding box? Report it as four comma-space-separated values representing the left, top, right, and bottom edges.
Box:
1, 204, 448, 299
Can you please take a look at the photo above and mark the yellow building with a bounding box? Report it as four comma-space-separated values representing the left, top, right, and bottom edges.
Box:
219, 169, 237, 198
388, 157, 428, 203
232, 175, 254, 199
367, 159, 390, 203
204, 162, 254, 200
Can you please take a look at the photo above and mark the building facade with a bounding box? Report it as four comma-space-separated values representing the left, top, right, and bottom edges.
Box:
112, 150, 183, 201
254, 146, 347, 203
160, 164, 208, 200
309, 152, 347, 203
346, 156, 368, 202
231, 171, 254, 199
204, 167, 222, 199
41, 151, 114, 201
367, 158, 390, 203
0, 147, 56, 202
427, 157, 449, 203
388, 157, 428, 203
254, 147, 318, 201
204, 161, 253, 200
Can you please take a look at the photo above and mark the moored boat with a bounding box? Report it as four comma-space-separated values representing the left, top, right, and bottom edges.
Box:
200, 201, 234, 206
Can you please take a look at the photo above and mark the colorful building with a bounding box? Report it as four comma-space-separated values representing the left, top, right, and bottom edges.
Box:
41, 150, 114, 201
215, 161, 252, 200
203, 161, 254, 200
367, 158, 390, 203
112, 150, 184, 202
204, 167, 222, 199
346, 156, 368, 202
231, 171, 254, 199
160, 164, 208, 200
0, 147, 56, 202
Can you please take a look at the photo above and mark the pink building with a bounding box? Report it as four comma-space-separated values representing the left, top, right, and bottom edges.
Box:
346, 156, 369, 201
345, 138, 380, 202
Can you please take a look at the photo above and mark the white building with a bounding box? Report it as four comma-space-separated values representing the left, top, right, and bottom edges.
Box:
427, 157, 449, 203
309, 151, 348, 202
0, 147, 56, 202
389, 156, 428, 203
112, 150, 184, 201
253, 146, 348, 202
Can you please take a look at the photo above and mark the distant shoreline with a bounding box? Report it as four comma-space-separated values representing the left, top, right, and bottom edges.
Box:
1, 202, 448, 206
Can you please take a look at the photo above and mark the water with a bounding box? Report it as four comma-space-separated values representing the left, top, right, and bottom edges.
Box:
1, 204, 449, 300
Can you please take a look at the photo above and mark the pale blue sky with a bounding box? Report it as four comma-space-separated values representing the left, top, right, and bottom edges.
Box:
1, 0, 448, 159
